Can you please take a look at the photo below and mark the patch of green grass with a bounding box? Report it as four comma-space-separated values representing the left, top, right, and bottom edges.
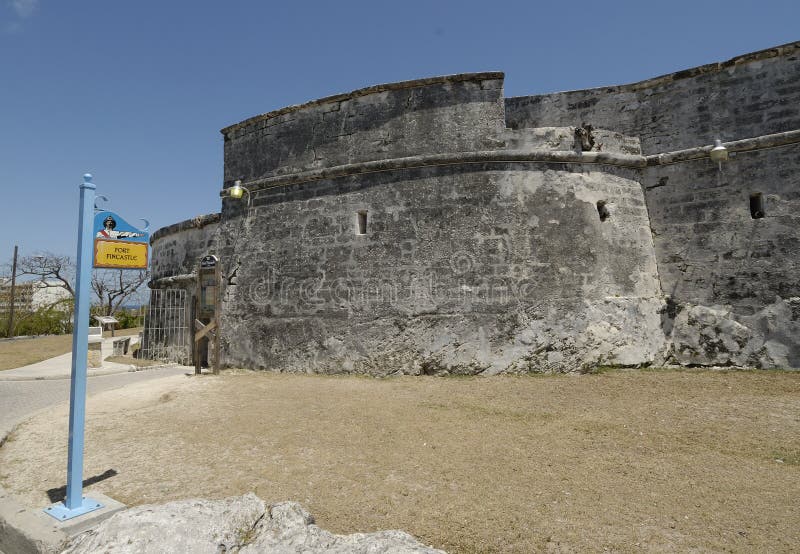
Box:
102, 327, 142, 339
772, 450, 800, 465
235, 522, 260, 546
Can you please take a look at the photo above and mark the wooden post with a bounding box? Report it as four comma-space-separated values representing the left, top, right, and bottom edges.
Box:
194, 271, 202, 375
192, 296, 199, 374
212, 260, 221, 375
195, 255, 221, 375
7, 245, 17, 338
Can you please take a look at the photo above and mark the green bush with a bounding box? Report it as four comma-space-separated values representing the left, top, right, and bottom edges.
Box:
13, 307, 72, 336
114, 308, 144, 329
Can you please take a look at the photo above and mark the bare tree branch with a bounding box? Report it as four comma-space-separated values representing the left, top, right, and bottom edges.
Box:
8, 253, 149, 318
92, 269, 149, 316
13, 252, 75, 297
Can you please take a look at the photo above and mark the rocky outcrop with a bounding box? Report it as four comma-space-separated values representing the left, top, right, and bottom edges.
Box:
666, 298, 800, 368
62, 494, 444, 554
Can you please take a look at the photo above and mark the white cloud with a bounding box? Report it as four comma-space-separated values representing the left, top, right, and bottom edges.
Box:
10, 0, 38, 18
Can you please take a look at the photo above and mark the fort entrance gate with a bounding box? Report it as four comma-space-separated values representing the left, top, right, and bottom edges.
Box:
194, 255, 221, 374
140, 288, 191, 364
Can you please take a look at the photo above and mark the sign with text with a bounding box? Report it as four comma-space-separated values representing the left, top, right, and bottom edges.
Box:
93, 211, 149, 269
94, 239, 148, 269
198, 255, 218, 317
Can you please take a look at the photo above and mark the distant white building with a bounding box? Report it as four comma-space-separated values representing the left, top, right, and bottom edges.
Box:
0, 280, 71, 312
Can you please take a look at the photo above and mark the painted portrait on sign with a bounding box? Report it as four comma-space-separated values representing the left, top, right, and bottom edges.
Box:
93, 211, 150, 270
96, 215, 145, 240
93, 211, 149, 243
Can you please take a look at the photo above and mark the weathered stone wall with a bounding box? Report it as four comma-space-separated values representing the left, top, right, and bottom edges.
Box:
506, 42, 800, 367
215, 72, 665, 374
222, 73, 506, 185
505, 42, 800, 154
143, 214, 220, 364
217, 160, 663, 375
645, 145, 800, 367
149, 213, 220, 281
147, 42, 800, 372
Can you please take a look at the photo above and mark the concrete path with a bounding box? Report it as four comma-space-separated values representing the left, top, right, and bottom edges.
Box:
0, 366, 192, 442
0, 337, 193, 439
0, 353, 137, 382
0, 337, 139, 381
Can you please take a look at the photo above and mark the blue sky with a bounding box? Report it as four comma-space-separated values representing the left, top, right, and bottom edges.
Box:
1, 0, 798, 265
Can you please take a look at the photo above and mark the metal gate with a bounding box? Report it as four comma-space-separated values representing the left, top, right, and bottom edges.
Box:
140, 288, 191, 364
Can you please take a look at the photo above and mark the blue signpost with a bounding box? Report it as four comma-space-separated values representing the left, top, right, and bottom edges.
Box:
45, 174, 103, 520
44, 174, 150, 521
44, 173, 149, 521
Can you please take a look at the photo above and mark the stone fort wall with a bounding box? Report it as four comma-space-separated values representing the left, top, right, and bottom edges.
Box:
221, 73, 506, 184
147, 42, 800, 372
506, 42, 800, 366
142, 214, 219, 362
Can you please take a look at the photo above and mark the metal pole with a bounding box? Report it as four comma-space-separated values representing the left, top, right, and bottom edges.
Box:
8, 245, 17, 337
65, 172, 95, 509
45, 173, 103, 521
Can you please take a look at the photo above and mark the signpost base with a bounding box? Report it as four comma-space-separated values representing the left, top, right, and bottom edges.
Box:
44, 497, 104, 521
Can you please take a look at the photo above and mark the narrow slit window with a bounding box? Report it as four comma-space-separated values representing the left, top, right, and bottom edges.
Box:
749, 193, 764, 219
356, 211, 368, 235
596, 200, 610, 222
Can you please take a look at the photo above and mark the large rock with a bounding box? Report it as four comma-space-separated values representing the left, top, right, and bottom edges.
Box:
667, 298, 800, 368
62, 493, 444, 554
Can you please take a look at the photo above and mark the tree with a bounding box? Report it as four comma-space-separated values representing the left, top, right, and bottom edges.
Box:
13, 252, 75, 296
7, 252, 149, 318
91, 269, 149, 316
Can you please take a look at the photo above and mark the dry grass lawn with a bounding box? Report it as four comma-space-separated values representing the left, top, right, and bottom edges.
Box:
0, 327, 142, 370
0, 334, 72, 370
1, 369, 798, 552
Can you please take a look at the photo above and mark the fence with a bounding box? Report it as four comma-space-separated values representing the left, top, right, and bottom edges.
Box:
140, 288, 191, 364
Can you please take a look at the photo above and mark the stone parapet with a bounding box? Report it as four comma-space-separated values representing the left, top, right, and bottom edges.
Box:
222, 73, 506, 184
150, 213, 220, 245
221, 72, 504, 136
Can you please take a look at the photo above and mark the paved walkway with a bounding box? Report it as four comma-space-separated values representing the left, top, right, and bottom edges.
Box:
0, 352, 137, 381
0, 366, 191, 441
0, 336, 139, 381
0, 338, 194, 439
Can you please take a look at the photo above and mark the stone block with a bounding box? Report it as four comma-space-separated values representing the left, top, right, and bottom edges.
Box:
88, 337, 102, 369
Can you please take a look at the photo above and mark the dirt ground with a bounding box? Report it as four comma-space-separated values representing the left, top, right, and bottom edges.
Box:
1, 369, 798, 553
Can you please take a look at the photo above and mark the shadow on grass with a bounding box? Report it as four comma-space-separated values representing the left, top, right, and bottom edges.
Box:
46, 468, 118, 503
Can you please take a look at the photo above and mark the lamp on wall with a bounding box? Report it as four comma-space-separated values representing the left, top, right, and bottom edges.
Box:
709, 139, 729, 162
227, 179, 251, 210
230, 180, 247, 199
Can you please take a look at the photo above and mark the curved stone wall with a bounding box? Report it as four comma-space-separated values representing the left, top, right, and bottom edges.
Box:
217, 156, 663, 374
222, 73, 506, 186
505, 42, 800, 153
145, 42, 800, 371
143, 214, 220, 364
149, 213, 220, 282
